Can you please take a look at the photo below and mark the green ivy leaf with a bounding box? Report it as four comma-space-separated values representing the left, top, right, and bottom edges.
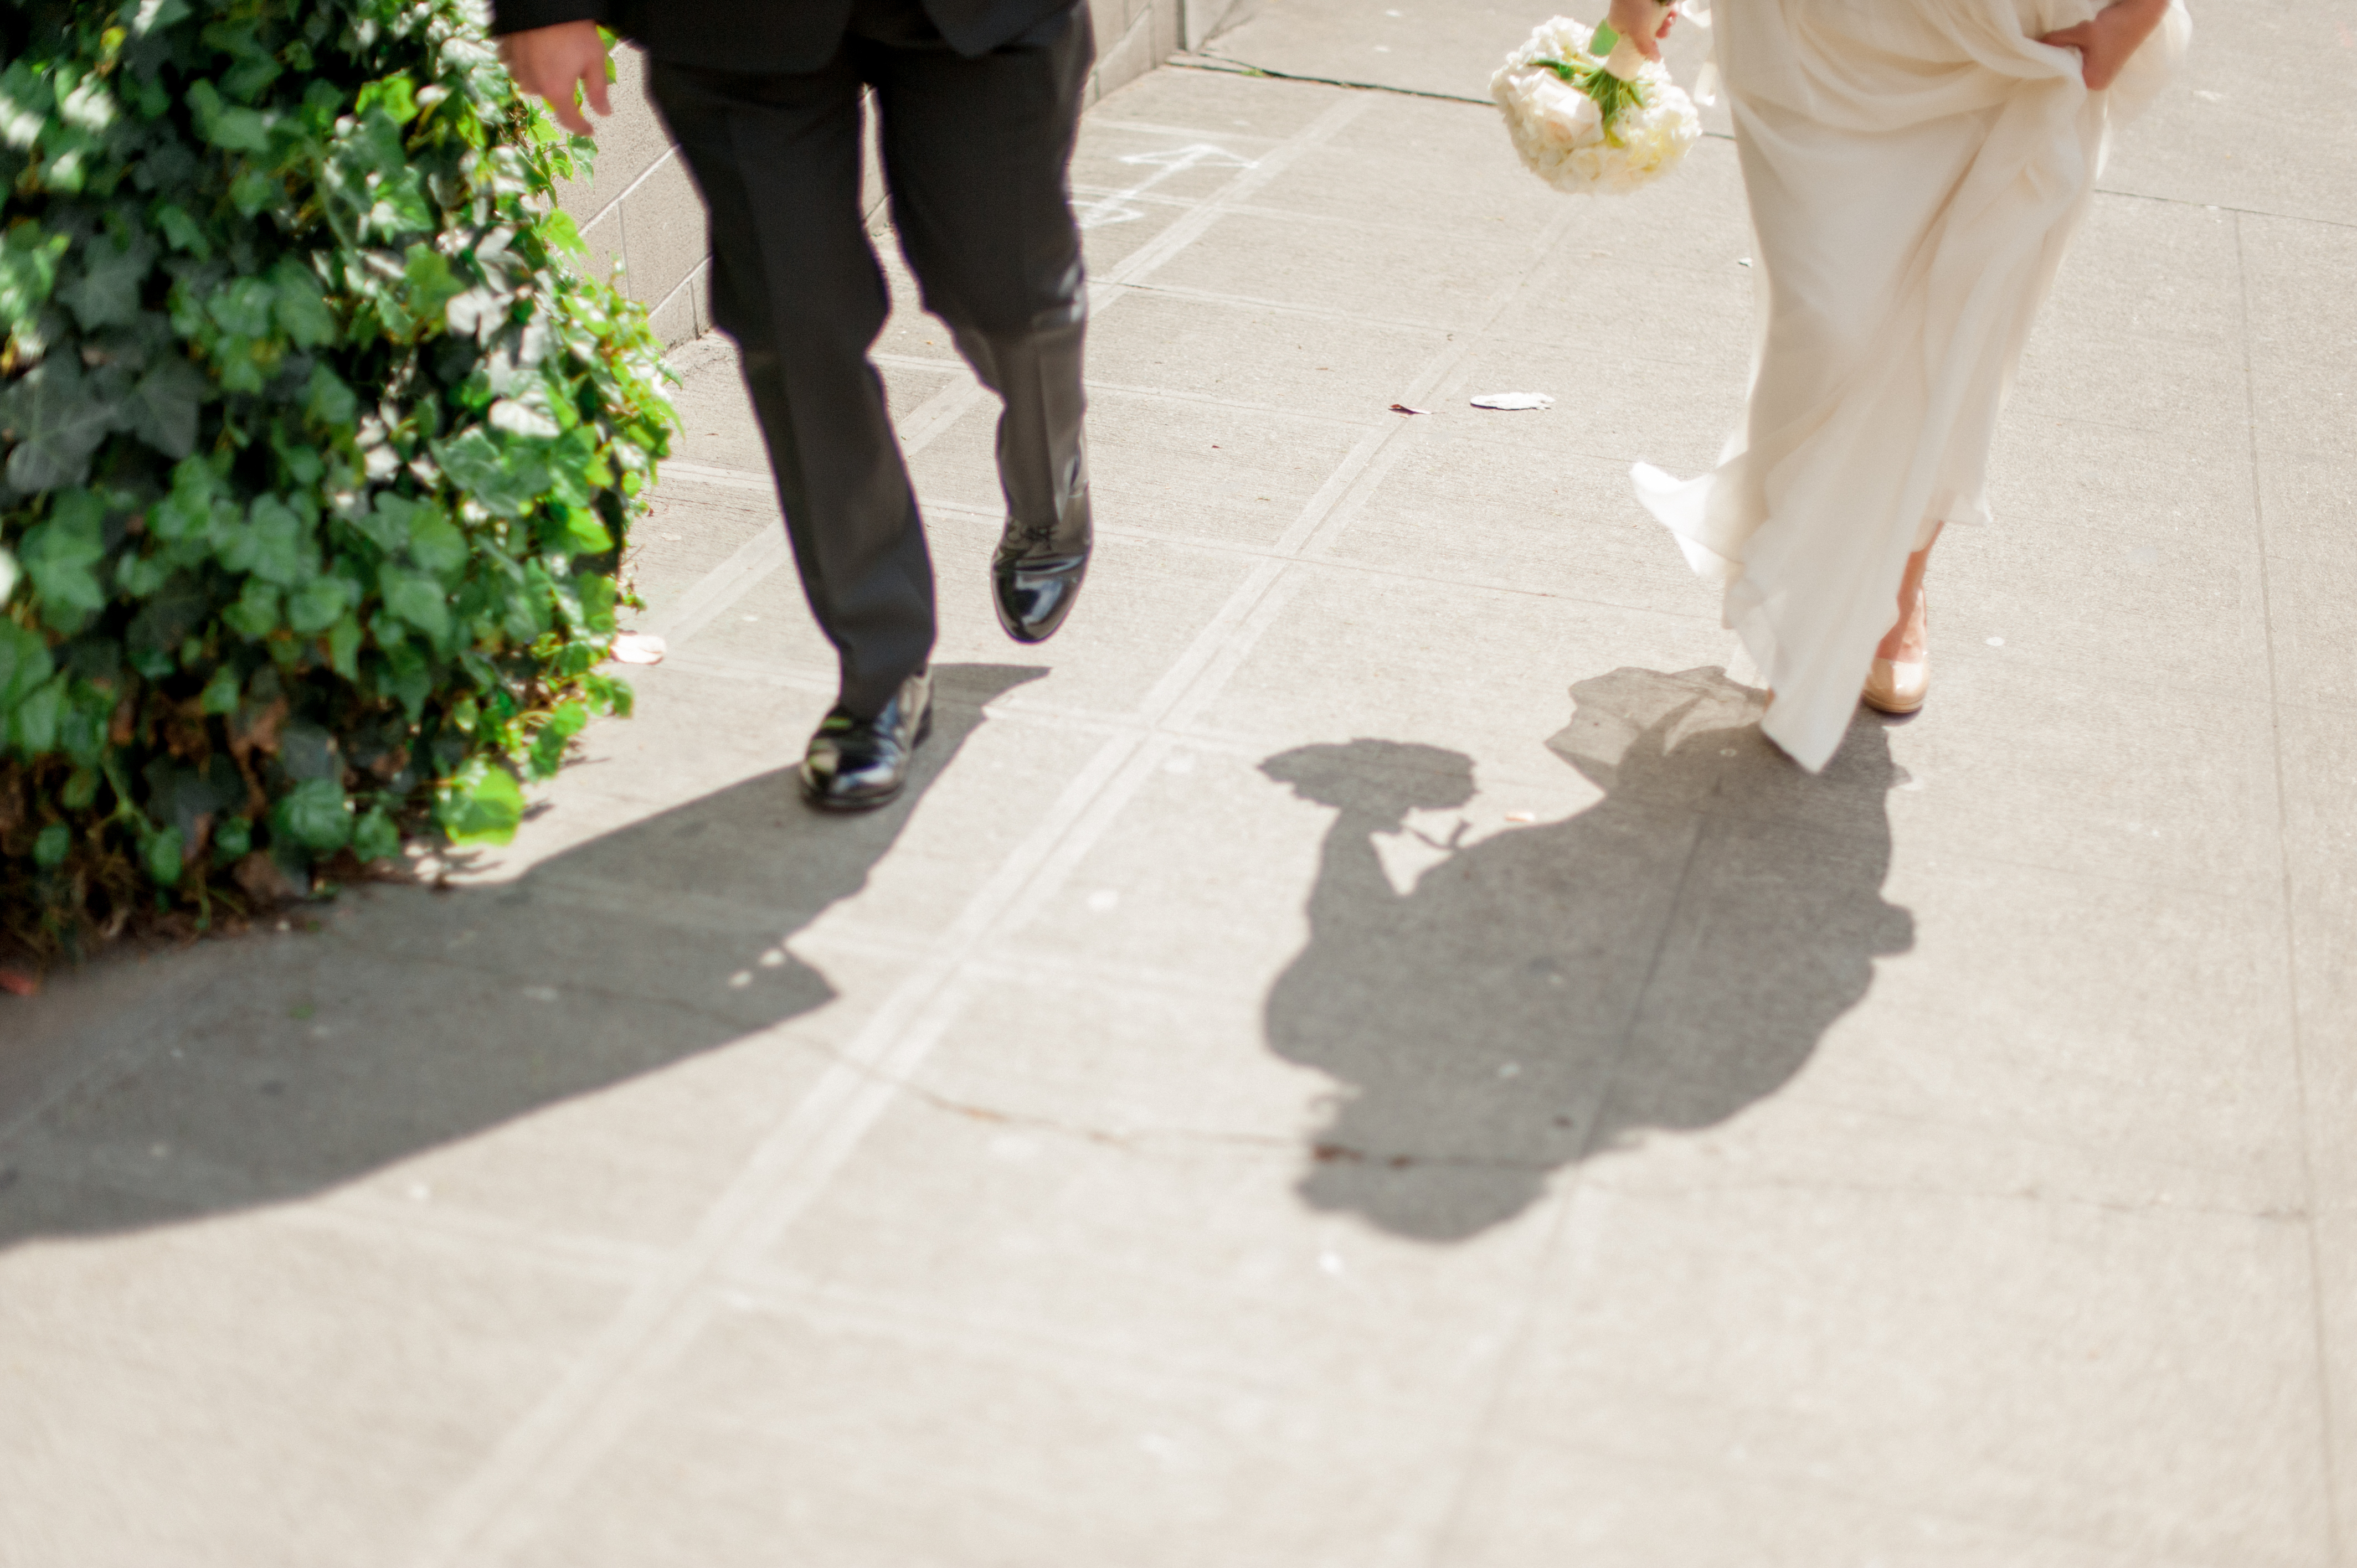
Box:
352, 807, 400, 863
434, 425, 547, 518
117, 547, 175, 598
0, 617, 55, 710
153, 203, 210, 259
271, 776, 352, 854
57, 684, 107, 765
326, 613, 362, 678
206, 276, 275, 338
406, 507, 469, 578
527, 698, 589, 778
220, 577, 281, 640
199, 663, 240, 714
18, 489, 108, 629
130, 643, 176, 685
228, 166, 281, 217
211, 338, 274, 394
0, 223, 72, 334
577, 571, 617, 635
127, 352, 207, 458
33, 821, 70, 868
269, 259, 338, 348
436, 756, 522, 847
287, 574, 354, 635
219, 52, 283, 106
536, 210, 585, 255
333, 105, 404, 178
355, 74, 419, 126
0, 59, 56, 150
57, 231, 156, 331
590, 671, 635, 720
502, 559, 554, 641
41, 135, 93, 195
150, 455, 219, 542
402, 243, 465, 328
305, 362, 357, 426
10, 677, 64, 755
378, 637, 433, 719
0, 355, 115, 491
355, 490, 423, 554
186, 79, 272, 153
380, 566, 452, 645
297, 79, 345, 131
276, 441, 323, 488
221, 494, 315, 586
374, 173, 440, 240
143, 824, 186, 888
543, 503, 613, 555
545, 424, 600, 508
127, 0, 194, 35
212, 815, 251, 861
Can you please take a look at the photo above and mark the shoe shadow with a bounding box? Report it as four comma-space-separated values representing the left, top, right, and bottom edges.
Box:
1260, 666, 1915, 1242
0, 663, 1044, 1251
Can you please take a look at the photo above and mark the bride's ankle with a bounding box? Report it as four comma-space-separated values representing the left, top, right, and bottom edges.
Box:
1876, 595, 1929, 662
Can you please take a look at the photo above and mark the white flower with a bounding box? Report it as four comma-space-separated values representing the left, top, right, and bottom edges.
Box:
1491, 16, 1702, 195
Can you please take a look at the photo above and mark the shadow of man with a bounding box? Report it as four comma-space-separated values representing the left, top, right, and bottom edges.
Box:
1261, 666, 1914, 1243
0, 664, 1043, 1251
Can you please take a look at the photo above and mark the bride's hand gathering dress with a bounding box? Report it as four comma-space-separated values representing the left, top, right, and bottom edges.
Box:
1632, 0, 2190, 771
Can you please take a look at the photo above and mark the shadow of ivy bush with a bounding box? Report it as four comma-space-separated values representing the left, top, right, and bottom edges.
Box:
0, 0, 674, 954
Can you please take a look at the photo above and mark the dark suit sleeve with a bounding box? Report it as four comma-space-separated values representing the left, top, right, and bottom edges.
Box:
488, 0, 608, 35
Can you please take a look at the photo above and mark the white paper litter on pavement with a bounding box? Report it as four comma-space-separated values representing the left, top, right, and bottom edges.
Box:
1470, 393, 1554, 411
609, 632, 668, 665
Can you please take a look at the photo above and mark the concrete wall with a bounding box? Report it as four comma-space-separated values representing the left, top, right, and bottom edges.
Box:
555, 0, 1249, 347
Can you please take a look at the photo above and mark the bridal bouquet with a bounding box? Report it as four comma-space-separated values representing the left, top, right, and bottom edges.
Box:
1492, 16, 1701, 195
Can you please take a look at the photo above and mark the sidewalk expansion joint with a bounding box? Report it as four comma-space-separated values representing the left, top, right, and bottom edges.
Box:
1169, 52, 1738, 142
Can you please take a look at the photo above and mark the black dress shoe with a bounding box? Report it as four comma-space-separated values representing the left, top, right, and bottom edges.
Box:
992, 524, 1090, 644
800, 670, 932, 812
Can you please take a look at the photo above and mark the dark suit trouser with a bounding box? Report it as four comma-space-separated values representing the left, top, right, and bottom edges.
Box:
649, 0, 1093, 717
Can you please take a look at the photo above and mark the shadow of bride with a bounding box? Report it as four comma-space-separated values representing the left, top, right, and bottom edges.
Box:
0, 663, 1043, 1251
1261, 666, 1914, 1242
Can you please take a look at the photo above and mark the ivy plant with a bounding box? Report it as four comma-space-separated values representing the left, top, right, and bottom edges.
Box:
0, 0, 673, 953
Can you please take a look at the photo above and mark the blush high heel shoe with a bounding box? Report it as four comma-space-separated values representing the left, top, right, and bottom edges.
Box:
1862, 585, 1929, 714
1860, 657, 1929, 715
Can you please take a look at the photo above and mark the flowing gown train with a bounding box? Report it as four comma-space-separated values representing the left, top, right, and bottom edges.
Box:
1633, 0, 2189, 770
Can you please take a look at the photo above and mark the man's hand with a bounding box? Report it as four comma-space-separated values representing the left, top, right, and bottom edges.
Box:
2039, 0, 2170, 91
1607, 0, 1676, 62
498, 20, 611, 137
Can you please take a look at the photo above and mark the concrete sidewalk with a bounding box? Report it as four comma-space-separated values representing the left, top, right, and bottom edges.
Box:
4, 6, 2353, 1565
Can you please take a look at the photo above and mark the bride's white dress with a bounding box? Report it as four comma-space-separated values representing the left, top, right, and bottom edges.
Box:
1633, 0, 2190, 771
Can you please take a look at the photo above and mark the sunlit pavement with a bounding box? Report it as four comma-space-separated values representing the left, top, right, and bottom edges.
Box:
6, 6, 2354, 1564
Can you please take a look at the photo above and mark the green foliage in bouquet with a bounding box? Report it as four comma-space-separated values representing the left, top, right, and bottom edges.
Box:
1533, 20, 1650, 140
0, 0, 673, 952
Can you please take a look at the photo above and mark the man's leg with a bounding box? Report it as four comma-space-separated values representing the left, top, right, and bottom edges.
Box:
646, 59, 936, 720
851, 1, 1096, 644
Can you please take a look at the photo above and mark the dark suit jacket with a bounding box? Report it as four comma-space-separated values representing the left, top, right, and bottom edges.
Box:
488, 0, 1080, 71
